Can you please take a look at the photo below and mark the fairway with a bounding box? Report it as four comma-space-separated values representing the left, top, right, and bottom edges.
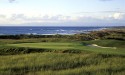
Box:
8, 42, 79, 50
7, 42, 125, 55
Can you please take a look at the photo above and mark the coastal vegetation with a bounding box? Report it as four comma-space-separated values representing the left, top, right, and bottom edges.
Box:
0, 29, 125, 75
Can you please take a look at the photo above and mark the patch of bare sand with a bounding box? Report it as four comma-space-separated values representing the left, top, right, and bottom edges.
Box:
87, 44, 117, 49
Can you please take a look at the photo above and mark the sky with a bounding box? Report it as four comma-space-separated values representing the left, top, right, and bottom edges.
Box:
0, 0, 125, 26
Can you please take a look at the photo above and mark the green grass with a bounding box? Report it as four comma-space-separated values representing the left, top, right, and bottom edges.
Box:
0, 38, 125, 75
0, 53, 125, 75
7, 42, 77, 50
7, 41, 125, 55
83, 40, 125, 48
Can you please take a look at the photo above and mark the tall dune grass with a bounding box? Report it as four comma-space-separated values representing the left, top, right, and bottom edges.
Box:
0, 53, 125, 75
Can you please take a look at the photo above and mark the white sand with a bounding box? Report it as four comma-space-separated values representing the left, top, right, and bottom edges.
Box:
88, 44, 117, 49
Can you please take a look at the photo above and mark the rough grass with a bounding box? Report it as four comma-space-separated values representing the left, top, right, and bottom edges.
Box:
0, 38, 125, 75
0, 53, 125, 75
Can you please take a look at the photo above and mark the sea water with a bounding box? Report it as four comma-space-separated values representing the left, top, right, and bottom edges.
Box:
0, 26, 107, 35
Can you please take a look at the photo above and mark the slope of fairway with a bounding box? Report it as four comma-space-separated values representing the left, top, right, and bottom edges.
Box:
7, 42, 125, 55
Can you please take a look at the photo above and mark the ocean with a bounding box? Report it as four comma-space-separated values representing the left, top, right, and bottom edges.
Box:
0, 26, 107, 35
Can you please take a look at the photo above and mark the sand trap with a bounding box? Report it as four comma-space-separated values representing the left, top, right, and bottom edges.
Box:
87, 44, 117, 49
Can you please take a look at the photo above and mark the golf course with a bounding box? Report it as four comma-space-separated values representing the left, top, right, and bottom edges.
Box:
0, 29, 125, 75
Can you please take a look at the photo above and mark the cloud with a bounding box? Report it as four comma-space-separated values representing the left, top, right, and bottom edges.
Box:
8, 0, 16, 3
0, 13, 124, 26
100, 11, 125, 13
0, 14, 6, 18
0, 14, 77, 24
10, 14, 26, 20
75, 10, 125, 15
113, 13, 121, 19
113, 13, 125, 19
105, 13, 125, 20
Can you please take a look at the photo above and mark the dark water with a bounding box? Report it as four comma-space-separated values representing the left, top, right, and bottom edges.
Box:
0, 26, 106, 35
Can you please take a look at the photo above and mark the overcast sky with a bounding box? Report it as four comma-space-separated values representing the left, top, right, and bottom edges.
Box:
0, 0, 125, 26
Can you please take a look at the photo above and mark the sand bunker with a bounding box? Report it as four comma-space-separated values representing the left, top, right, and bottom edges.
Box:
87, 44, 117, 49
